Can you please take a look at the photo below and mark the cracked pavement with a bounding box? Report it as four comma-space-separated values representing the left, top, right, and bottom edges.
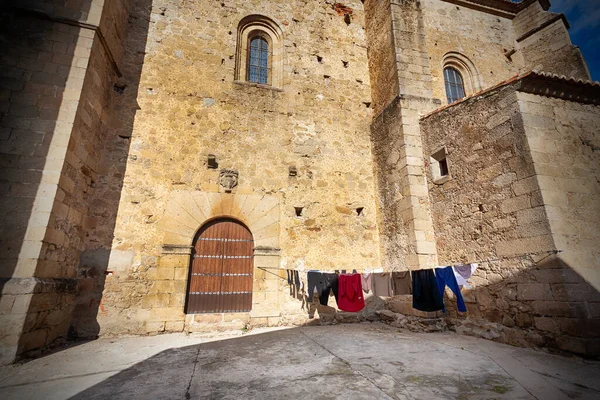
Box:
0, 323, 599, 399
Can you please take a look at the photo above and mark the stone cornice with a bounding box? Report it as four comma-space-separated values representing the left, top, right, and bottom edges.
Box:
439, 0, 551, 19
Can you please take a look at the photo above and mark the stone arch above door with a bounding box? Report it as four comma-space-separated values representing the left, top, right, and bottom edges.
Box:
158, 191, 280, 251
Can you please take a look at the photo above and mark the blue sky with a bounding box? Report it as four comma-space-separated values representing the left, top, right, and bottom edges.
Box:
549, 0, 600, 80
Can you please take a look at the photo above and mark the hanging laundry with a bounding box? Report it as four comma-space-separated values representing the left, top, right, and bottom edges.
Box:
435, 266, 467, 312
411, 269, 444, 312
391, 271, 412, 295
287, 270, 300, 287
337, 274, 365, 312
361, 273, 372, 293
452, 263, 478, 287
298, 271, 306, 293
307, 271, 325, 301
372, 273, 393, 297
320, 273, 339, 306
293, 270, 301, 287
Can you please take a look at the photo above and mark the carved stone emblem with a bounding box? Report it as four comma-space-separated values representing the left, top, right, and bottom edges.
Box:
219, 169, 239, 192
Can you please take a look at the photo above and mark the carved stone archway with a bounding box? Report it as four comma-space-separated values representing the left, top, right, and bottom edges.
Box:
158, 191, 281, 321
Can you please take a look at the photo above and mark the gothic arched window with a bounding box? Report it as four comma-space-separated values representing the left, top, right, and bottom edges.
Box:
235, 15, 283, 88
444, 67, 466, 103
248, 35, 269, 84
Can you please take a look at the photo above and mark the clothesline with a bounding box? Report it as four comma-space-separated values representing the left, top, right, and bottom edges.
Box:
449, 249, 562, 266
259, 249, 563, 316
257, 267, 361, 273
257, 266, 288, 280
258, 249, 562, 274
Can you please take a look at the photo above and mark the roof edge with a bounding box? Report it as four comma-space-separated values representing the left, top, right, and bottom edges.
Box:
438, 0, 551, 19
420, 70, 600, 120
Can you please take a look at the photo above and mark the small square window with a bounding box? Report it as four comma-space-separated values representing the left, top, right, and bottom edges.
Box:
439, 158, 449, 177
430, 147, 451, 184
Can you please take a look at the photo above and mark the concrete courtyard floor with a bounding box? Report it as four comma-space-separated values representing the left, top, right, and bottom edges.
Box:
0, 323, 599, 400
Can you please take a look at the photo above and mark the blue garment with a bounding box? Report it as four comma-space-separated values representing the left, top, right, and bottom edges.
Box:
435, 266, 467, 312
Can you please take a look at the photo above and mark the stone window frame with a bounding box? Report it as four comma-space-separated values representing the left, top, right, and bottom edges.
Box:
430, 146, 452, 185
441, 52, 482, 104
235, 15, 284, 89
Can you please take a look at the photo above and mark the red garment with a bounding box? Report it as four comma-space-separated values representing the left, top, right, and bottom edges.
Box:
337, 274, 365, 312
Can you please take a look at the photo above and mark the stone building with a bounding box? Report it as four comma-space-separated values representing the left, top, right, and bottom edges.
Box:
0, 0, 598, 364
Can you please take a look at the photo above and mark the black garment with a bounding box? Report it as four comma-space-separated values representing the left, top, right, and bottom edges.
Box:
411, 269, 444, 312
294, 270, 301, 286
319, 273, 339, 306
307, 271, 325, 302
287, 270, 301, 287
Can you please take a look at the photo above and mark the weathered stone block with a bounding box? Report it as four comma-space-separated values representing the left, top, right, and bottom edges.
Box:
551, 284, 600, 302
531, 301, 577, 317
555, 318, 600, 338
496, 235, 555, 257
515, 312, 534, 328
534, 316, 560, 334
556, 336, 588, 355
153, 267, 175, 280
165, 321, 184, 332
145, 321, 165, 333
141, 294, 170, 309
149, 307, 185, 322
158, 255, 190, 268
517, 283, 552, 301
174, 268, 188, 280
107, 250, 135, 273
18, 329, 48, 353
169, 294, 185, 307
516, 207, 546, 225
500, 195, 531, 214
192, 314, 223, 324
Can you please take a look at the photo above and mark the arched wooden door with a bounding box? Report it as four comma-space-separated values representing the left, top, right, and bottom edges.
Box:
186, 218, 254, 313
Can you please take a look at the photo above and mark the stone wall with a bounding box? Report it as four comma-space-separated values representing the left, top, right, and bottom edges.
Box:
0, 0, 130, 364
518, 92, 600, 296
364, 0, 398, 114
366, 0, 440, 271
512, 1, 589, 80
422, 0, 518, 104
85, 0, 381, 337
421, 81, 600, 356
517, 91, 600, 355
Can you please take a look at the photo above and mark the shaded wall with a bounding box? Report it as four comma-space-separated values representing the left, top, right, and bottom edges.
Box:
0, 0, 96, 364
0, 0, 132, 363
421, 83, 600, 356
518, 92, 600, 292
70, 0, 150, 339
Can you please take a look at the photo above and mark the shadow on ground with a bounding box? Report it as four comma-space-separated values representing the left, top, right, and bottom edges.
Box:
55, 324, 599, 400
